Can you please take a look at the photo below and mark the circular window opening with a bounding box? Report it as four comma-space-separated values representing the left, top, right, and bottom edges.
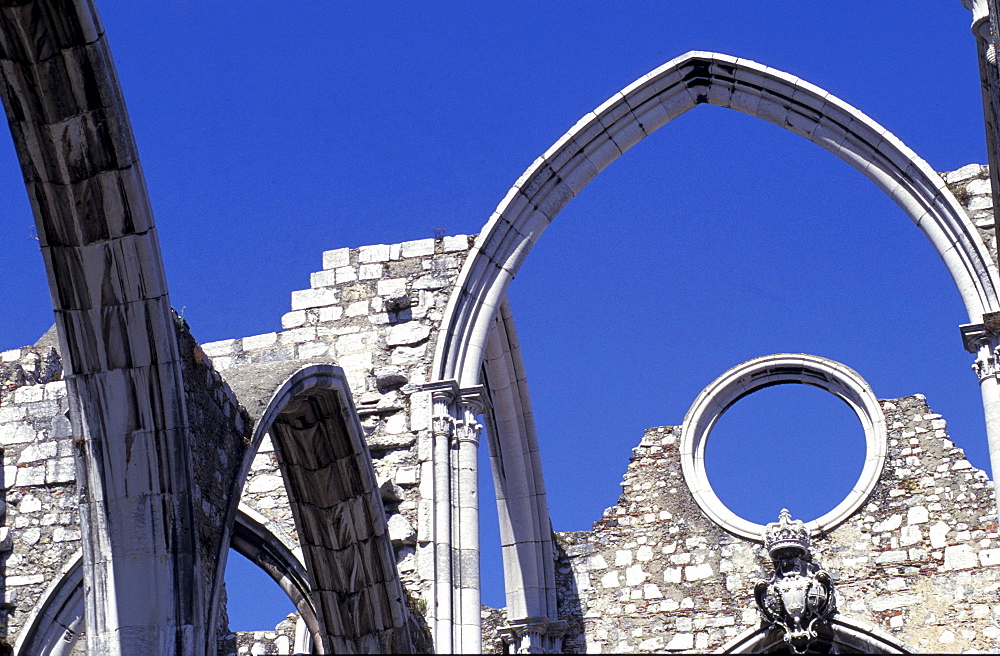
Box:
705, 383, 866, 526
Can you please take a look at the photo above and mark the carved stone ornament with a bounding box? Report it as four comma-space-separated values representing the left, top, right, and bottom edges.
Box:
754, 509, 836, 654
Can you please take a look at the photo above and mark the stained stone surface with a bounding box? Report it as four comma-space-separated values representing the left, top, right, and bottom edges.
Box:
545, 395, 1000, 654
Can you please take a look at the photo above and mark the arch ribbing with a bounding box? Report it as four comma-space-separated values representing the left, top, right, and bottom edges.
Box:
213, 363, 423, 654
434, 51, 1000, 387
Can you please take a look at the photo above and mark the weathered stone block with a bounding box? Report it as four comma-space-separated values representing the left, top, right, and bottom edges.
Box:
290, 288, 338, 311
322, 247, 350, 269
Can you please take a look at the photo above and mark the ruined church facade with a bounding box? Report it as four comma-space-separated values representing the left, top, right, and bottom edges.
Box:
2, 1, 1000, 654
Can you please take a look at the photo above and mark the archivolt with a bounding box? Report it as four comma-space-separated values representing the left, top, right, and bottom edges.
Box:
434, 51, 1000, 387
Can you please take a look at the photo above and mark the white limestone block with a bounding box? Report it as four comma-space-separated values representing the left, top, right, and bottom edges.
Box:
318, 306, 343, 323
684, 563, 713, 581
389, 243, 402, 260
7, 574, 44, 587
980, 548, 1000, 567
636, 545, 654, 562
873, 514, 902, 532
13, 385, 43, 404
664, 633, 693, 651
242, 332, 278, 351
395, 467, 418, 486
19, 495, 41, 513
15, 466, 44, 487
2, 466, 15, 489
309, 269, 338, 289
201, 339, 237, 357
907, 505, 929, 525
44, 381, 66, 399
409, 392, 431, 432
944, 544, 978, 570
19, 527, 39, 547
387, 323, 430, 346
625, 564, 646, 586
359, 263, 382, 280
338, 352, 373, 372
600, 571, 620, 588
387, 514, 416, 545
335, 266, 357, 284
929, 521, 950, 548
1, 349, 21, 362
0, 406, 25, 423
250, 454, 272, 471
663, 567, 681, 583
281, 310, 307, 330
589, 554, 607, 569
642, 583, 662, 599
900, 525, 922, 547
358, 244, 391, 263
279, 327, 317, 345
377, 278, 407, 298
46, 458, 75, 484
400, 238, 434, 258
874, 550, 907, 564
322, 248, 350, 269
18, 442, 57, 463
297, 342, 329, 359
291, 288, 338, 311
345, 300, 369, 317
385, 413, 408, 434
53, 527, 80, 542
247, 475, 284, 494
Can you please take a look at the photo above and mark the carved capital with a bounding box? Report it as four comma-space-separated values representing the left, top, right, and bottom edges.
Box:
499, 616, 568, 654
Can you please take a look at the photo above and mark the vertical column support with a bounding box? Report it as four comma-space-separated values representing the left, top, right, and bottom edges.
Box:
964, 316, 1000, 513
456, 386, 487, 654
426, 381, 458, 653
422, 381, 487, 653
964, 0, 1000, 240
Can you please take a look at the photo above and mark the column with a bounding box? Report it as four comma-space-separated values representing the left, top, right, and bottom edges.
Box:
963, 318, 1000, 513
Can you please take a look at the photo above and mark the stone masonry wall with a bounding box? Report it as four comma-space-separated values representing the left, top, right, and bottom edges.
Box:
553, 394, 1000, 653
201, 235, 474, 615
0, 319, 251, 650
943, 163, 996, 264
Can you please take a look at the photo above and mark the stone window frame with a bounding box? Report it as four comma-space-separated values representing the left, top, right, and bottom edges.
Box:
679, 353, 888, 541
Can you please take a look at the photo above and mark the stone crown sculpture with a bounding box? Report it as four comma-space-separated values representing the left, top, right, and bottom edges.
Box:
754, 509, 836, 654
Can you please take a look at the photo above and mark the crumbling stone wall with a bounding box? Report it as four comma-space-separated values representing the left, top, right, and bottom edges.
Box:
0, 319, 250, 650
202, 235, 474, 605
943, 163, 996, 263
551, 394, 1000, 653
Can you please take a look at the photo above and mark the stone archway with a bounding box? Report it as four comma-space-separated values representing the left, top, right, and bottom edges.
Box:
431, 51, 1000, 650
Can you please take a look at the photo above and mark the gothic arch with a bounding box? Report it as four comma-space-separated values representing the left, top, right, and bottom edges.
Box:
432, 50, 1000, 643
212, 362, 420, 654
15, 511, 320, 656
721, 617, 913, 653
434, 51, 1000, 387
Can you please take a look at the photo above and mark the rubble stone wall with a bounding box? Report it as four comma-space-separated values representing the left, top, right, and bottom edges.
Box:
201, 235, 474, 610
552, 395, 1000, 653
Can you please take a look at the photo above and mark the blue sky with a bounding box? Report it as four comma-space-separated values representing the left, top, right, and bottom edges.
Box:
0, 1, 991, 628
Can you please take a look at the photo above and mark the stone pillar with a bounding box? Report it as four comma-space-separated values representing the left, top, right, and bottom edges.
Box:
964, 0, 1000, 241
964, 317, 1000, 512
421, 381, 487, 653
456, 387, 486, 654
426, 381, 457, 654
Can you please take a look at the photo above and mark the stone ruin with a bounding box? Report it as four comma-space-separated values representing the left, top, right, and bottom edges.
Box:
2, 1, 1000, 654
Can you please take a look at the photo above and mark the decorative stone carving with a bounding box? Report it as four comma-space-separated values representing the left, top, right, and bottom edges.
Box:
754, 509, 836, 654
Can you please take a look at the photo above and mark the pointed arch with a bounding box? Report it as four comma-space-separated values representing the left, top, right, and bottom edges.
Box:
434, 51, 1000, 387
431, 51, 1000, 642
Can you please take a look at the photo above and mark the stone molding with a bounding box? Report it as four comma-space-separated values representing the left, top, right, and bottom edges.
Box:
680, 353, 888, 541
